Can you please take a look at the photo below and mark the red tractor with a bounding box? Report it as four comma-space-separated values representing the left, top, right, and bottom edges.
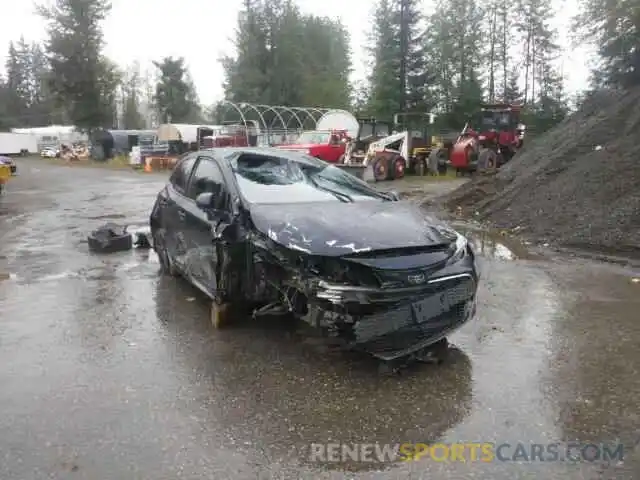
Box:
448, 103, 525, 175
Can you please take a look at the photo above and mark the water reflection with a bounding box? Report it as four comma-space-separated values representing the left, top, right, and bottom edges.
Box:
449, 222, 534, 260
153, 276, 474, 473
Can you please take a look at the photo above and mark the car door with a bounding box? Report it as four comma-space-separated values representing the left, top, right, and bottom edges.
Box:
181, 155, 230, 297
162, 153, 197, 265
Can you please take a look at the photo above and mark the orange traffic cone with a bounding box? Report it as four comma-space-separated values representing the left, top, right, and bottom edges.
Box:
144, 158, 152, 173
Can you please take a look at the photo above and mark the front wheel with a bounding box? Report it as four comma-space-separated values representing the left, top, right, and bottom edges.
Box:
373, 157, 388, 182
477, 149, 498, 173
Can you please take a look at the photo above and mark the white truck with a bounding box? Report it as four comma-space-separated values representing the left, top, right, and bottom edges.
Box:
0, 132, 38, 155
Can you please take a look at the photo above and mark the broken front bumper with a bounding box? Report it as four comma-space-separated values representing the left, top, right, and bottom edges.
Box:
314, 273, 478, 361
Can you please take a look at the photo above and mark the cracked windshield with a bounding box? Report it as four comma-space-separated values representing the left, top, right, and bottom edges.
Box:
1, 0, 639, 479
232, 154, 386, 203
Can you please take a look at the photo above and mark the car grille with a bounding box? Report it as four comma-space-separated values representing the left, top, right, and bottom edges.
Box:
374, 262, 448, 288
352, 274, 476, 353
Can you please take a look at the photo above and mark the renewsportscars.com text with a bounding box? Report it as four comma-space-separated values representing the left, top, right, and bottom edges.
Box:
309, 442, 625, 463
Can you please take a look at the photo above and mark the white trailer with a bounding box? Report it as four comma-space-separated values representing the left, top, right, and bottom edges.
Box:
0, 132, 38, 155
12, 125, 87, 150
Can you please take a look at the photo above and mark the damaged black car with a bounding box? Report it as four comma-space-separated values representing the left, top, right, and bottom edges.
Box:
150, 147, 479, 362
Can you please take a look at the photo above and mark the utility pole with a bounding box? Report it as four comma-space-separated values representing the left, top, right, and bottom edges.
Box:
399, 0, 409, 130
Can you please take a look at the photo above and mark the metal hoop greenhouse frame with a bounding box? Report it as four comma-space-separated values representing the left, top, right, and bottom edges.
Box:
218, 101, 352, 144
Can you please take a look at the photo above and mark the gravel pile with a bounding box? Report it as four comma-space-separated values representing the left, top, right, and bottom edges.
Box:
445, 88, 640, 256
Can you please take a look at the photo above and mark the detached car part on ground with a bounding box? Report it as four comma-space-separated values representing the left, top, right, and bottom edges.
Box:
150, 148, 479, 363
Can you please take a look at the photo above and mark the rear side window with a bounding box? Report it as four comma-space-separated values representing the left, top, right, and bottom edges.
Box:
169, 154, 197, 193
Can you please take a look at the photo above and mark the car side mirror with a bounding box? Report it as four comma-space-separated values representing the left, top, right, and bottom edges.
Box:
196, 186, 230, 212
196, 192, 215, 210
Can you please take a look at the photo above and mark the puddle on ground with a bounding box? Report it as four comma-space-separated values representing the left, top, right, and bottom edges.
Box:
23, 250, 159, 284
36, 270, 82, 281
86, 214, 127, 220
449, 222, 535, 261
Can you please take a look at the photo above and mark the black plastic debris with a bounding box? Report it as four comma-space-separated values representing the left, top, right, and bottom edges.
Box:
87, 223, 133, 253
134, 231, 151, 249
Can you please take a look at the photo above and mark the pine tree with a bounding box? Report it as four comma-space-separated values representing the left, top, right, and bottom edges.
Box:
221, 0, 269, 103
395, 0, 429, 115
298, 15, 352, 109
221, 0, 352, 116
0, 76, 12, 130
366, 0, 402, 120
575, 0, 640, 87
121, 62, 144, 129
38, 0, 118, 130
425, 0, 485, 127
153, 57, 200, 123
504, 67, 523, 103
365, 0, 429, 122
4, 41, 29, 123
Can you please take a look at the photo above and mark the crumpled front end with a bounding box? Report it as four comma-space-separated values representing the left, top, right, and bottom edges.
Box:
248, 228, 479, 362
311, 272, 477, 361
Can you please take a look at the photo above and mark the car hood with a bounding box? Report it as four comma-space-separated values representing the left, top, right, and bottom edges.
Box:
249, 201, 455, 257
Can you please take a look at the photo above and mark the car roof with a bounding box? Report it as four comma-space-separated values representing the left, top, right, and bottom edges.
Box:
202, 147, 324, 167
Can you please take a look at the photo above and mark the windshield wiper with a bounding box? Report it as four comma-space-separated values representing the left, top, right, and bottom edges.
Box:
307, 176, 353, 203
317, 175, 390, 201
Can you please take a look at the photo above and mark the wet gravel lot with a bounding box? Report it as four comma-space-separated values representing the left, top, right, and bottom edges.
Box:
1, 158, 639, 479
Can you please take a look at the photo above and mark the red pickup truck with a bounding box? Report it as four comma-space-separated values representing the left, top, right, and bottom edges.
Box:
276, 130, 349, 163
199, 124, 253, 148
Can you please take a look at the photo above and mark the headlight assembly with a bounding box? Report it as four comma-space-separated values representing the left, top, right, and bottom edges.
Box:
447, 232, 468, 264
434, 225, 468, 265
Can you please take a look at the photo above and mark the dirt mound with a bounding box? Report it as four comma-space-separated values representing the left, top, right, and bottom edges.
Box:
446, 88, 640, 256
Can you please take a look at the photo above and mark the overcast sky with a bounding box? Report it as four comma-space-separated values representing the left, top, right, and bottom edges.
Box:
0, 0, 594, 106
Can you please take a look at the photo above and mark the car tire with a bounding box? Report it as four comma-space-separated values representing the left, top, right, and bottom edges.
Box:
154, 232, 178, 277
431, 337, 449, 362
